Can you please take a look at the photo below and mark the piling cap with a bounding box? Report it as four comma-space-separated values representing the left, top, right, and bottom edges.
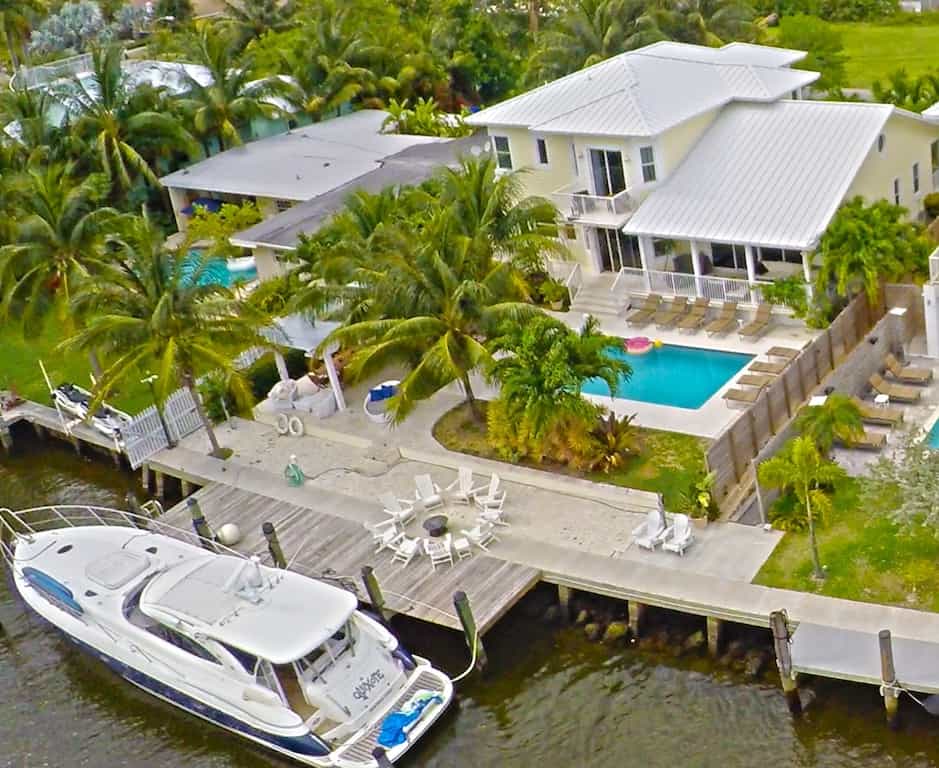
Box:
186, 498, 198, 508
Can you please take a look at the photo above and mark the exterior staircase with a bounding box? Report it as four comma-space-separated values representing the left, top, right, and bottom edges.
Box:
569, 273, 629, 317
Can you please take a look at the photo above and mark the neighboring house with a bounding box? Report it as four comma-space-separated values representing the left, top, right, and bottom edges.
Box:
466, 41, 939, 306
162, 109, 481, 279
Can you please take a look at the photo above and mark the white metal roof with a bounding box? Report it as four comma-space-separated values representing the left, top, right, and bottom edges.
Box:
641, 41, 807, 68
140, 553, 358, 664
160, 110, 442, 201
622, 100, 895, 251
466, 42, 818, 137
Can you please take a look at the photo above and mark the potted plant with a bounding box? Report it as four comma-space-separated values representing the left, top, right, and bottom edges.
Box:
539, 279, 569, 310
678, 472, 718, 528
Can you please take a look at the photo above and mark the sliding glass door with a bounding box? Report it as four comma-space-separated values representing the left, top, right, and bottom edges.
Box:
595, 228, 640, 272
589, 149, 626, 197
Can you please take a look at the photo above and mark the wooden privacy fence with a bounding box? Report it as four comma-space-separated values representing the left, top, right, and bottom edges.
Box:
707, 294, 875, 502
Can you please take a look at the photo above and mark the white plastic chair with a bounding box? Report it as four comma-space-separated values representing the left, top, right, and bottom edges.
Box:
424, 534, 454, 571
461, 522, 498, 551
478, 506, 509, 527
415, 474, 444, 511
364, 519, 402, 553
378, 492, 415, 525
632, 509, 667, 551
445, 467, 478, 505
391, 536, 420, 566
662, 514, 695, 556
473, 474, 505, 511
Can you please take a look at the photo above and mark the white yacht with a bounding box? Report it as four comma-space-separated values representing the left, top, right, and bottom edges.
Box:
5, 512, 452, 766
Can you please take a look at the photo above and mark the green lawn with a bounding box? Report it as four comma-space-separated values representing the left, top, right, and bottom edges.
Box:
833, 21, 939, 88
0, 323, 153, 414
433, 401, 708, 508
753, 478, 939, 612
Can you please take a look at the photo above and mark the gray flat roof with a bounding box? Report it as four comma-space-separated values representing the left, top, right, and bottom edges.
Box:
231, 134, 486, 250
160, 110, 442, 202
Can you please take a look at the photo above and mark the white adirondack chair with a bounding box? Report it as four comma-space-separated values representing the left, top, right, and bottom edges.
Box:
424, 534, 454, 571
473, 474, 505, 511
445, 467, 478, 505
461, 522, 498, 551
364, 519, 402, 553
632, 508, 667, 551
414, 474, 444, 511
391, 536, 420, 566
662, 514, 695, 556
378, 492, 415, 525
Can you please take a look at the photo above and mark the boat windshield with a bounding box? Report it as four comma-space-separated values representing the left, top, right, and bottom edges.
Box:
295, 621, 355, 679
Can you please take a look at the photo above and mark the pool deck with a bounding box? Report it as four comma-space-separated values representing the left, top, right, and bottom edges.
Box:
555, 310, 820, 438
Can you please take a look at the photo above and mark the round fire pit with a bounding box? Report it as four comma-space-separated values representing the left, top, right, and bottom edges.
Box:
422, 515, 449, 538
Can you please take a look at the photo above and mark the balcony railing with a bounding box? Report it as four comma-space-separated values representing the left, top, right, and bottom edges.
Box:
546, 259, 584, 301
552, 184, 637, 227
929, 248, 939, 283
611, 267, 789, 306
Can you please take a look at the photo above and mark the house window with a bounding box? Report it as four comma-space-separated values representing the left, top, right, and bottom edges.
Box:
893, 178, 901, 205
493, 136, 512, 170
535, 138, 549, 166
877, 134, 885, 153
640, 146, 656, 183
913, 162, 920, 194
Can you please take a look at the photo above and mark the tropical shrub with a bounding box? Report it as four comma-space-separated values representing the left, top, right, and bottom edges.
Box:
381, 98, 472, 137
925, 192, 939, 220
199, 370, 240, 423
155, 0, 194, 21
245, 350, 308, 401
759, 275, 809, 317
676, 471, 719, 520
537, 278, 569, 308
759, 0, 898, 20
28, 1, 110, 57
185, 202, 263, 261
567, 411, 639, 474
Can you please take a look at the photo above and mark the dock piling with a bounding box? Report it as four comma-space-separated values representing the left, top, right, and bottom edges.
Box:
262, 521, 287, 568
706, 616, 723, 656
557, 585, 573, 623
770, 610, 801, 715
154, 471, 165, 500
187, 498, 215, 551
0, 423, 12, 453
372, 747, 393, 768
627, 600, 646, 638
879, 629, 901, 729
362, 566, 390, 620
454, 590, 488, 673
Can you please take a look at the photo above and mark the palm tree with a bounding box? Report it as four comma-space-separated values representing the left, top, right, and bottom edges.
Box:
0, 0, 44, 72
872, 68, 938, 114
759, 436, 846, 581
642, 0, 755, 47
224, 0, 296, 47
179, 25, 289, 151
0, 164, 118, 335
63, 215, 269, 456
796, 392, 863, 455
0, 82, 63, 165
67, 45, 197, 190
439, 154, 567, 273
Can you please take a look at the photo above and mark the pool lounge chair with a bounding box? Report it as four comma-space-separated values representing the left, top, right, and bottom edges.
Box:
677, 298, 711, 331
884, 353, 933, 385
766, 346, 800, 361
748, 360, 786, 375
633, 508, 668, 550
722, 387, 761, 405
738, 304, 773, 339
704, 302, 738, 336
851, 396, 904, 427
653, 296, 689, 328
625, 294, 662, 326
869, 373, 921, 403
662, 514, 695, 556
836, 429, 887, 451
737, 373, 774, 388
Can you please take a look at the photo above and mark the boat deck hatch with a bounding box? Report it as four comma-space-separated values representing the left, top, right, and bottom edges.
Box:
86, 551, 151, 590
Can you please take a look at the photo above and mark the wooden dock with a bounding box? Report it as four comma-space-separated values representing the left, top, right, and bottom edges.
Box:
159, 482, 541, 635
1, 400, 121, 457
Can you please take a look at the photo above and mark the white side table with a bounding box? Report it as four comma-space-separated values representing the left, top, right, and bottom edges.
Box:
453, 537, 472, 560
874, 394, 890, 408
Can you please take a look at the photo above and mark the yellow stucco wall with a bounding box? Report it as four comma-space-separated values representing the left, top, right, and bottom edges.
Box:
253, 246, 287, 281
658, 109, 720, 176
846, 113, 939, 216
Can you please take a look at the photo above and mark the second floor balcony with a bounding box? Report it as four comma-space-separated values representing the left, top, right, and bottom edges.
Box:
551, 183, 638, 227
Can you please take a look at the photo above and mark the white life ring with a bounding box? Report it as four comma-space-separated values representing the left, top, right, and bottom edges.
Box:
288, 415, 304, 437
276, 413, 290, 435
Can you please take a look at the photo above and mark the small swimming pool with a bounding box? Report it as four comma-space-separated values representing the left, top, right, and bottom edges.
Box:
182, 251, 258, 288
927, 420, 939, 449
582, 343, 753, 410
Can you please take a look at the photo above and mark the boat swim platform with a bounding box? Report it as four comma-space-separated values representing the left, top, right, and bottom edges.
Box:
159, 482, 542, 636
1, 400, 121, 455
791, 622, 939, 696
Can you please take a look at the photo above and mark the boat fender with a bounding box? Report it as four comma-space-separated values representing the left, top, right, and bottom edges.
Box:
288, 415, 304, 437
276, 413, 290, 435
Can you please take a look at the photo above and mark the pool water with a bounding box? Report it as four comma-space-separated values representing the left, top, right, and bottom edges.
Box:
927, 420, 939, 449
582, 343, 753, 409
182, 251, 258, 288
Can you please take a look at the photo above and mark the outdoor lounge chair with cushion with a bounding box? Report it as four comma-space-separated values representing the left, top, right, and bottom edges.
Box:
884, 353, 933, 385
445, 467, 480, 505
704, 302, 738, 336
414, 474, 444, 511
722, 387, 761, 405
748, 360, 786, 375
738, 304, 773, 339
378, 493, 415, 525
662, 513, 695, 556
870, 373, 921, 403
737, 373, 774, 388
677, 298, 711, 331
390, 536, 420, 566
851, 396, 904, 427
625, 294, 662, 326
633, 508, 667, 551
474, 474, 505, 511
653, 296, 689, 328
766, 346, 800, 361
461, 522, 498, 551
836, 429, 887, 451
424, 534, 454, 570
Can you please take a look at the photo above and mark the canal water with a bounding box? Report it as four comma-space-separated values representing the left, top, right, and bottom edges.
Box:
4, 435, 939, 768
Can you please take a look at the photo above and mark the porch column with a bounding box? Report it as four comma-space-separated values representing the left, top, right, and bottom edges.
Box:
323, 341, 346, 411
274, 351, 290, 382
801, 250, 814, 299
638, 235, 654, 291
744, 244, 757, 286
690, 239, 703, 297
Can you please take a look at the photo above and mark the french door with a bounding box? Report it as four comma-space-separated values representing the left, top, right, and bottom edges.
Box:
589, 149, 626, 197
595, 228, 640, 272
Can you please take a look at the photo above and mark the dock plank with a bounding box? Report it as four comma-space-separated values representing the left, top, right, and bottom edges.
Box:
160, 484, 540, 634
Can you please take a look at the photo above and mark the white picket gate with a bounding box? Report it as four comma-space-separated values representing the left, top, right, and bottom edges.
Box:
123, 388, 204, 469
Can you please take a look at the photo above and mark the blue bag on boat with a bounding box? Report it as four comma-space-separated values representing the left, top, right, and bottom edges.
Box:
376, 692, 442, 748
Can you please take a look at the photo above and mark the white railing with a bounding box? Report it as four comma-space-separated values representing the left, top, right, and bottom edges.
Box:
611, 267, 774, 306
551, 184, 637, 225
546, 259, 584, 302
11, 52, 96, 90
930, 248, 939, 283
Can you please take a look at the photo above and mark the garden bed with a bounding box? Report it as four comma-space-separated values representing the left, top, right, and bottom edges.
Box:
753, 478, 939, 612
433, 401, 709, 508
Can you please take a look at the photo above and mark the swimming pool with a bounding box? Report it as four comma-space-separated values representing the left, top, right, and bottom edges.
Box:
582, 343, 753, 410
182, 251, 258, 288
927, 420, 939, 449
